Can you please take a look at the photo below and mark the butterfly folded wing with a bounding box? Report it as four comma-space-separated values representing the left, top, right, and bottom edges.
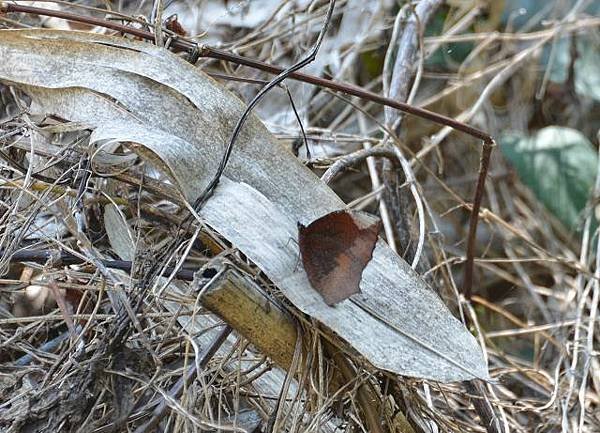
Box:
298, 211, 380, 306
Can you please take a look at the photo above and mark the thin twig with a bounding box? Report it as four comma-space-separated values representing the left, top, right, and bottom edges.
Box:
358, 113, 396, 252
5, 249, 201, 281
191, 0, 337, 210
384, 0, 442, 131
463, 140, 494, 299
382, 0, 442, 271
0, 3, 492, 142
134, 325, 232, 433
320, 145, 398, 185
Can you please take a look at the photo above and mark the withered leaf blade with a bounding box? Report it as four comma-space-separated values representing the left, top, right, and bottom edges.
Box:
0, 29, 490, 381
298, 210, 380, 306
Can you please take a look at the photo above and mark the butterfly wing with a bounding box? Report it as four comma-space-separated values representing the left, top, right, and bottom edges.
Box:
298, 211, 379, 305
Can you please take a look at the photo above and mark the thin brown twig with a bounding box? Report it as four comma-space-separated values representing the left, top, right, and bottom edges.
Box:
320, 145, 399, 185
463, 141, 494, 299
0, 3, 492, 142
4, 249, 202, 281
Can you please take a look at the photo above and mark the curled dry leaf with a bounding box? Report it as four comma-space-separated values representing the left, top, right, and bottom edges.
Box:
0, 29, 488, 382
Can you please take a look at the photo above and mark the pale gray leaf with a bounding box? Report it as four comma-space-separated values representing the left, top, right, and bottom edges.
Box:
0, 29, 488, 382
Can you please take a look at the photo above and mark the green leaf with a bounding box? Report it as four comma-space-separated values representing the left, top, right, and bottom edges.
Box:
425, 8, 474, 69
574, 37, 600, 101
544, 35, 600, 102
500, 127, 598, 230
501, 0, 600, 31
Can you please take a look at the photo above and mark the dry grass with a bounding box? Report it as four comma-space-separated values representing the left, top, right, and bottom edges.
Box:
0, 1, 599, 432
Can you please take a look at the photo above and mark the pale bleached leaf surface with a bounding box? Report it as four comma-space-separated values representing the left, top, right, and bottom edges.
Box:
103, 204, 135, 262
0, 29, 488, 382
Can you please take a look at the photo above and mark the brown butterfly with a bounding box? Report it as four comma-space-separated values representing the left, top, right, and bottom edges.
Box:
298, 210, 380, 306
